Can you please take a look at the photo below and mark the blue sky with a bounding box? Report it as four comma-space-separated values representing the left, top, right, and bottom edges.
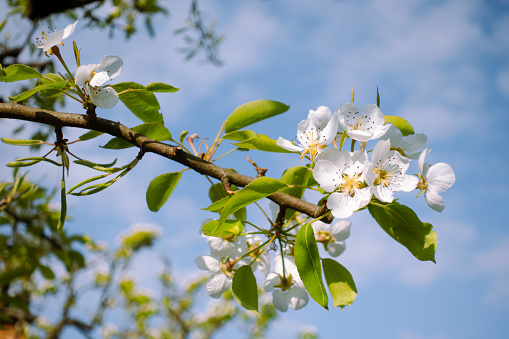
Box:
1, 0, 509, 338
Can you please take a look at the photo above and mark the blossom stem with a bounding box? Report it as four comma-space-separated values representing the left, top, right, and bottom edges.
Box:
350, 139, 356, 152
212, 148, 237, 162
278, 237, 287, 278
255, 201, 273, 225
245, 234, 277, 267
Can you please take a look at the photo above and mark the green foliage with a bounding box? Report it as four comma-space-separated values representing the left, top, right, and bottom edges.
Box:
232, 265, 259, 315
294, 223, 328, 309
201, 219, 244, 237
322, 258, 357, 308
0, 64, 42, 82
384, 115, 415, 136
1, 137, 43, 146
233, 134, 294, 153
208, 182, 246, 221
280, 166, 313, 219
224, 100, 290, 133
368, 201, 438, 262
146, 171, 182, 212
216, 177, 287, 230
101, 122, 172, 149
111, 82, 167, 123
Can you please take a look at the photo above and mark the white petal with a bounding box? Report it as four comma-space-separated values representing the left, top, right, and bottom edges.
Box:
314, 148, 346, 169
373, 184, 394, 203
97, 55, 123, 80
89, 71, 110, 87
424, 188, 446, 212
327, 241, 346, 257
381, 124, 403, 147
88, 85, 119, 109
396, 174, 419, 192
62, 21, 78, 39
347, 129, 374, 142
329, 220, 351, 242
43, 30, 65, 52
401, 133, 427, 155
328, 193, 355, 219
311, 220, 328, 232
418, 148, 428, 174
426, 163, 455, 193
308, 106, 332, 130
206, 271, 231, 298
194, 255, 220, 272
263, 272, 280, 292
287, 285, 309, 310
75, 64, 98, 87
257, 253, 271, 276
320, 112, 339, 145
272, 290, 290, 312
313, 160, 340, 192
276, 137, 303, 152
371, 139, 391, 164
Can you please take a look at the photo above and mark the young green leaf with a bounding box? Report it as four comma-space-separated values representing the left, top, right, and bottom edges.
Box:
146, 171, 182, 212
222, 130, 258, 142
280, 166, 313, 219
216, 177, 287, 230
384, 115, 414, 136
368, 201, 437, 262
232, 265, 260, 316
1, 137, 43, 146
232, 135, 294, 153
112, 82, 164, 123
8, 82, 67, 102
7, 157, 61, 167
202, 219, 244, 237
208, 183, 246, 221
203, 195, 230, 213
179, 130, 189, 143
294, 223, 328, 309
38, 265, 56, 280
145, 82, 181, 93
322, 258, 357, 308
101, 122, 172, 149
224, 100, 290, 133
57, 173, 67, 231
0, 64, 42, 82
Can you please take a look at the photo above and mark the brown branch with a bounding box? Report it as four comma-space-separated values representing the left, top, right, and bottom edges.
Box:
0, 103, 333, 223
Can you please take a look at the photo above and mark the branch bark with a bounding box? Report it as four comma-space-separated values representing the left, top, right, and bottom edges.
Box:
0, 103, 333, 223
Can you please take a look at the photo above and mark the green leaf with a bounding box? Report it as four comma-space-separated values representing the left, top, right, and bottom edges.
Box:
38, 265, 55, 280
222, 130, 258, 142
73, 159, 119, 172
179, 130, 188, 143
1, 137, 43, 146
384, 115, 414, 136
79, 130, 104, 141
146, 82, 181, 92
224, 100, 290, 133
146, 172, 182, 212
8, 82, 67, 101
112, 82, 164, 123
203, 195, 230, 213
232, 134, 294, 153
57, 174, 67, 231
322, 258, 357, 308
216, 177, 287, 231
39, 73, 68, 98
202, 219, 244, 237
101, 122, 172, 149
232, 265, 259, 316
280, 166, 313, 219
208, 183, 246, 221
368, 201, 437, 262
377, 86, 380, 108
7, 157, 61, 167
294, 223, 328, 309
0, 64, 42, 82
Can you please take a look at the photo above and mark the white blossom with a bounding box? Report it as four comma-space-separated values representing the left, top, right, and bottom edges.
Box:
381, 124, 428, 159
312, 219, 351, 257
75, 55, 123, 109
236, 234, 271, 276
34, 21, 78, 55
263, 252, 308, 312
194, 255, 234, 299
314, 148, 372, 218
277, 107, 338, 162
366, 139, 419, 202
336, 102, 389, 142
416, 148, 455, 212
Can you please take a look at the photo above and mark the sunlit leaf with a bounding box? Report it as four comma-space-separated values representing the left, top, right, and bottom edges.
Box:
146, 172, 182, 212
202, 219, 244, 237
384, 115, 414, 136
232, 134, 293, 153
322, 258, 357, 308
146, 82, 180, 92
224, 100, 290, 133
294, 223, 328, 309
101, 122, 172, 149
9, 82, 67, 102
368, 201, 437, 262
1, 137, 43, 146
232, 265, 259, 315
112, 82, 164, 123
208, 183, 246, 221
0, 64, 42, 82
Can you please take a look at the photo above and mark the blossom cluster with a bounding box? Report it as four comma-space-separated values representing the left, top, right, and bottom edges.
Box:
197, 100, 454, 312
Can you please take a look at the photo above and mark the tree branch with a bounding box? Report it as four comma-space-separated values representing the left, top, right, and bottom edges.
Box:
0, 103, 333, 223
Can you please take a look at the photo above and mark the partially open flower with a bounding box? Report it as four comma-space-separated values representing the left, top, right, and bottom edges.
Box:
34, 21, 78, 56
